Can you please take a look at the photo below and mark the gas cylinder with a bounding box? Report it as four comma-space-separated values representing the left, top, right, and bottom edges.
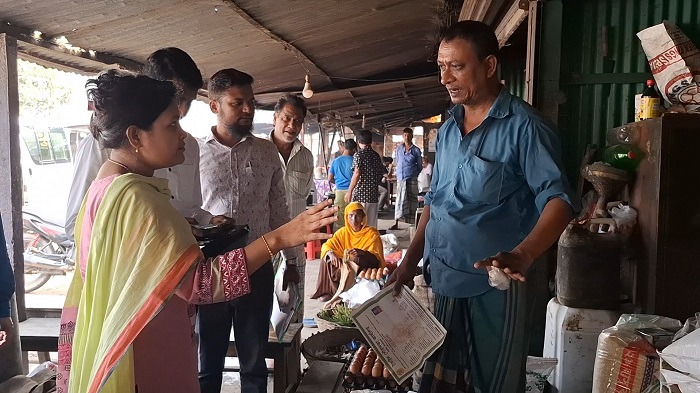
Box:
556, 218, 622, 310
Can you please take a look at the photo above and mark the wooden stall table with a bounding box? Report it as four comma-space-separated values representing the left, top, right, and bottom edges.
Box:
18, 317, 59, 373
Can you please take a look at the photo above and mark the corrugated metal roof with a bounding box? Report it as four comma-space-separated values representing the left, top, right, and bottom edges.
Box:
0, 0, 530, 129
234, 0, 441, 80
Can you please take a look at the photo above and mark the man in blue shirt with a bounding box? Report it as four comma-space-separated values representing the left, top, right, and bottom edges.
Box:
0, 213, 15, 349
328, 139, 356, 230
390, 128, 422, 229
388, 21, 579, 393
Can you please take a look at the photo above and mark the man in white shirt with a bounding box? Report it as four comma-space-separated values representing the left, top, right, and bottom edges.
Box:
65, 47, 223, 238
197, 68, 295, 393
268, 94, 314, 322
418, 156, 433, 193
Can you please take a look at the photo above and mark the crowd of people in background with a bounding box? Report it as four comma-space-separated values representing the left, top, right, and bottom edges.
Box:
328, 128, 429, 229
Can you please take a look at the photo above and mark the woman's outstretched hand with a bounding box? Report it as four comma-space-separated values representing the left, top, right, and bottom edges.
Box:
275, 200, 338, 249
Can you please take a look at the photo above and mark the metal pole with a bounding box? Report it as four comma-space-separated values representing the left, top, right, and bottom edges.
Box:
0, 33, 24, 382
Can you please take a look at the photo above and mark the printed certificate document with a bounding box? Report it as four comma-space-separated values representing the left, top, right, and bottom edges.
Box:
351, 283, 447, 384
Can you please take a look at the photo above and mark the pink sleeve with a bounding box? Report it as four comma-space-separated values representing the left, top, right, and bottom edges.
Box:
176, 249, 251, 304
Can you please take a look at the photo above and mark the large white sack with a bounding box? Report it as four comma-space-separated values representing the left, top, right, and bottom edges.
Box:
662, 328, 700, 378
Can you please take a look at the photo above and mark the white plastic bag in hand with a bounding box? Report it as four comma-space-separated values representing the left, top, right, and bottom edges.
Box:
488, 267, 511, 291
340, 279, 381, 308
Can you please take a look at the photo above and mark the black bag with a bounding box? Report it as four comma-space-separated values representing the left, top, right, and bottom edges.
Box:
198, 224, 250, 259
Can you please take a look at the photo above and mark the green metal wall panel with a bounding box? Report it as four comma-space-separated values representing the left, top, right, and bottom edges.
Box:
559, 0, 700, 182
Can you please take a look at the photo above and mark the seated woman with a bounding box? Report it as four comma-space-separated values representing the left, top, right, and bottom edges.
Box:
311, 202, 385, 307
57, 70, 336, 393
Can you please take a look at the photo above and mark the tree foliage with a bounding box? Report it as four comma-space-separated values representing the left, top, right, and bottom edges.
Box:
17, 59, 75, 117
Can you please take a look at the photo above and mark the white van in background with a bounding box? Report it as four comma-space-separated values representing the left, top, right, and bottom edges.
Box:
20, 126, 90, 226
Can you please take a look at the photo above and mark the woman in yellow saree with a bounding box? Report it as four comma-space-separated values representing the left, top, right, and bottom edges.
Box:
56, 70, 336, 393
311, 202, 385, 307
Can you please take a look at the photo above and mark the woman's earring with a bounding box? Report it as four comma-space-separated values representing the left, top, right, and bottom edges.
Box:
135, 148, 139, 153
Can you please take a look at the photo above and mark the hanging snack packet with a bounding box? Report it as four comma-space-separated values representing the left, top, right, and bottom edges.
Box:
637, 21, 700, 112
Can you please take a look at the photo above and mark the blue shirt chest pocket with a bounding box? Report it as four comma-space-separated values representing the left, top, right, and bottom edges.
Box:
454, 155, 505, 204
404, 150, 418, 164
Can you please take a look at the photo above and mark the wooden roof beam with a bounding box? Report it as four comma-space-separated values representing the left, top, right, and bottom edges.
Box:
0, 21, 141, 73
401, 83, 414, 107
319, 90, 447, 115
459, 0, 494, 21
495, 0, 529, 47
222, 0, 333, 87
343, 105, 444, 126
348, 90, 361, 108
316, 90, 448, 115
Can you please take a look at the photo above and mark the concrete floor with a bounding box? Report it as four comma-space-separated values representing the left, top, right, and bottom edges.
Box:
24, 208, 413, 393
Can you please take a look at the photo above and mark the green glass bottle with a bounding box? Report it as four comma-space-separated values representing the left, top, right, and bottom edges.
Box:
601, 145, 644, 171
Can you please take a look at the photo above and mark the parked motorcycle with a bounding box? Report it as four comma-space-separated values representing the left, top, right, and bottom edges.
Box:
23, 211, 74, 293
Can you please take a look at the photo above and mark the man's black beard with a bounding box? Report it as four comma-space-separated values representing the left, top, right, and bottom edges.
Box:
225, 122, 253, 138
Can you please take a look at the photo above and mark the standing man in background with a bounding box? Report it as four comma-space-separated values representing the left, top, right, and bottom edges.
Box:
269, 93, 312, 321
378, 156, 393, 211
270, 94, 314, 220
330, 140, 345, 164
418, 156, 433, 194
198, 68, 294, 393
345, 129, 383, 228
65, 47, 224, 238
389, 127, 422, 229
328, 139, 356, 231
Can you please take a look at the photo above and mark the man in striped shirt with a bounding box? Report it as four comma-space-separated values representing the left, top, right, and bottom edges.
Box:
269, 93, 313, 322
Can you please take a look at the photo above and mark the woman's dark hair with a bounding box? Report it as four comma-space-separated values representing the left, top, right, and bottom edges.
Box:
382, 156, 393, 165
440, 20, 499, 62
356, 129, 373, 145
141, 47, 203, 91
274, 94, 307, 118
208, 68, 254, 100
344, 139, 357, 152
87, 70, 176, 149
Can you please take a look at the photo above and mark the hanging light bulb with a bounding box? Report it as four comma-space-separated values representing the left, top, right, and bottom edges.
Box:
302, 74, 314, 98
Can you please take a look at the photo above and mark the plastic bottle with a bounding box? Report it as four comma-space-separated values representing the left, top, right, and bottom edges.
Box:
601, 144, 644, 171
640, 79, 661, 120
606, 125, 639, 145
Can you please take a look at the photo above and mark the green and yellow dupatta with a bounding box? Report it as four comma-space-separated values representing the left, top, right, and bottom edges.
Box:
58, 174, 201, 393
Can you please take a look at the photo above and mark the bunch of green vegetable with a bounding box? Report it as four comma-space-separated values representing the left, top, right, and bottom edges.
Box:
317, 305, 355, 327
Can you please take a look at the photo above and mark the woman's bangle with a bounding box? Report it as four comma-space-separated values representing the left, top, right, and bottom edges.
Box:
261, 234, 275, 260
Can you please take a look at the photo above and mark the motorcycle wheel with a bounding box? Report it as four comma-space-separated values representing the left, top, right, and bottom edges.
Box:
24, 233, 59, 293
25, 273, 52, 293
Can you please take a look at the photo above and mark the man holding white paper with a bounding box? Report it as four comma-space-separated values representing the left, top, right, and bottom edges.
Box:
388, 21, 579, 393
